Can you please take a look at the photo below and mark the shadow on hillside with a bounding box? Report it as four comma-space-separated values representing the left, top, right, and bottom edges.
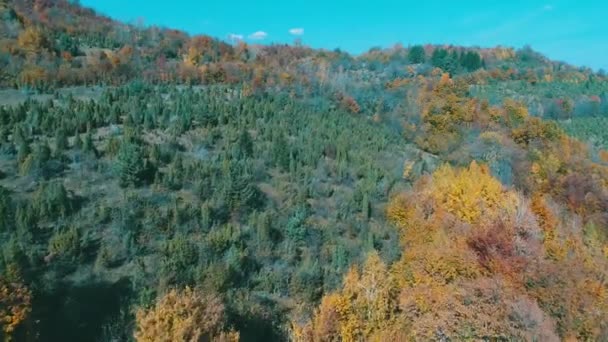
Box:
30, 278, 131, 342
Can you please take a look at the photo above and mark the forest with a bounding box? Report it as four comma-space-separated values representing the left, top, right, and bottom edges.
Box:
1, 0, 608, 341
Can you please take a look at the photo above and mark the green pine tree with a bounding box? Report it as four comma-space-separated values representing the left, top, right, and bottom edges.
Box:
115, 141, 147, 188
408, 45, 426, 64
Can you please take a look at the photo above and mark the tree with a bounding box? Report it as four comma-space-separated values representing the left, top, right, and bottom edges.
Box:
134, 287, 239, 342
115, 141, 149, 188
55, 127, 69, 153
461, 51, 482, 71
431, 48, 448, 69
361, 193, 370, 220
431, 48, 459, 74
408, 45, 426, 64
20, 142, 52, 177
293, 252, 398, 341
0, 277, 31, 340
237, 129, 253, 158
82, 132, 98, 157
272, 133, 290, 171
17, 26, 49, 55
33, 181, 72, 219
47, 226, 81, 262
338, 93, 361, 114
16, 139, 30, 165
430, 162, 512, 223
0, 186, 13, 233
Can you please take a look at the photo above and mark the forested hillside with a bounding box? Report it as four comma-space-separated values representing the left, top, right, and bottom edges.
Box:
1, 0, 608, 341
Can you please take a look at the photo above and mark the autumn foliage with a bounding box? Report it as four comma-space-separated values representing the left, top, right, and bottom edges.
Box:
134, 287, 239, 342
1, 1, 608, 340
0, 278, 32, 339
297, 162, 608, 340
292, 252, 400, 342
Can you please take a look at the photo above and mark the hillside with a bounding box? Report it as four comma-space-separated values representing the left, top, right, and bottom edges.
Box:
1, 1, 608, 341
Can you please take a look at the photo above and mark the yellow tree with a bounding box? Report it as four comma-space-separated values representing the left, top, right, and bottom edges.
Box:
293, 252, 398, 342
134, 287, 238, 342
17, 27, 48, 56
430, 161, 512, 223
0, 277, 31, 340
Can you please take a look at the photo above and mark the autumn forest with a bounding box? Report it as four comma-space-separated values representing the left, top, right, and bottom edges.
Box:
1, 0, 608, 341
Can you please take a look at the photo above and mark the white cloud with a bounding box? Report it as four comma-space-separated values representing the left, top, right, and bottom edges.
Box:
289, 28, 304, 36
543, 4, 554, 11
248, 31, 268, 40
228, 33, 244, 41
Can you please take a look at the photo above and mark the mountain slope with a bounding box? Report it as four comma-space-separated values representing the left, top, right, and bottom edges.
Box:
1, 1, 608, 341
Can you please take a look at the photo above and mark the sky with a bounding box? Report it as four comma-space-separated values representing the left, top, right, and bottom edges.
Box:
80, 0, 607, 70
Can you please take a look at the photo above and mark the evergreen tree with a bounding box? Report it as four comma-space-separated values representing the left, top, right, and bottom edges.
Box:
408, 45, 426, 64
361, 193, 370, 220
431, 48, 459, 74
237, 129, 254, 158
16, 139, 30, 165
462, 51, 482, 71
431, 48, 449, 69
82, 132, 98, 157
0, 186, 14, 232
33, 181, 72, 219
272, 133, 290, 171
74, 130, 82, 149
55, 127, 69, 153
115, 141, 148, 188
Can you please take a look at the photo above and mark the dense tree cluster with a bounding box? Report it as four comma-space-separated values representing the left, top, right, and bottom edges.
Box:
0, 83, 407, 340
297, 162, 608, 340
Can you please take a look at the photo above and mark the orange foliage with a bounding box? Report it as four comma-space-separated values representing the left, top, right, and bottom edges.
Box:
184, 35, 215, 66
340, 95, 360, 114
600, 150, 608, 164
292, 252, 398, 342
61, 51, 73, 62
17, 26, 48, 55
0, 278, 32, 337
412, 74, 481, 153
134, 287, 239, 342
315, 162, 608, 340
19, 65, 48, 86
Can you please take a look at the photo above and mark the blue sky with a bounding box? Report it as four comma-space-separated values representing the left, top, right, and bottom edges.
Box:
80, 0, 607, 70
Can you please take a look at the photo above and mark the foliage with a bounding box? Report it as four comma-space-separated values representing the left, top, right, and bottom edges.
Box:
115, 140, 153, 188
0, 1, 607, 340
429, 161, 514, 223
0, 277, 31, 339
407, 45, 425, 64
134, 287, 238, 342
293, 252, 398, 342
0, 186, 13, 233
558, 117, 608, 149
357, 163, 608, 339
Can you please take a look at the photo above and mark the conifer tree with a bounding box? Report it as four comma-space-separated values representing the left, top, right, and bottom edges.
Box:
55, 127, 69, 153
0, 186, 13, 233
237, 129, 253, 158
82, 132, 98, 157
115, 141, 147, 188
408, 45, 426, 64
